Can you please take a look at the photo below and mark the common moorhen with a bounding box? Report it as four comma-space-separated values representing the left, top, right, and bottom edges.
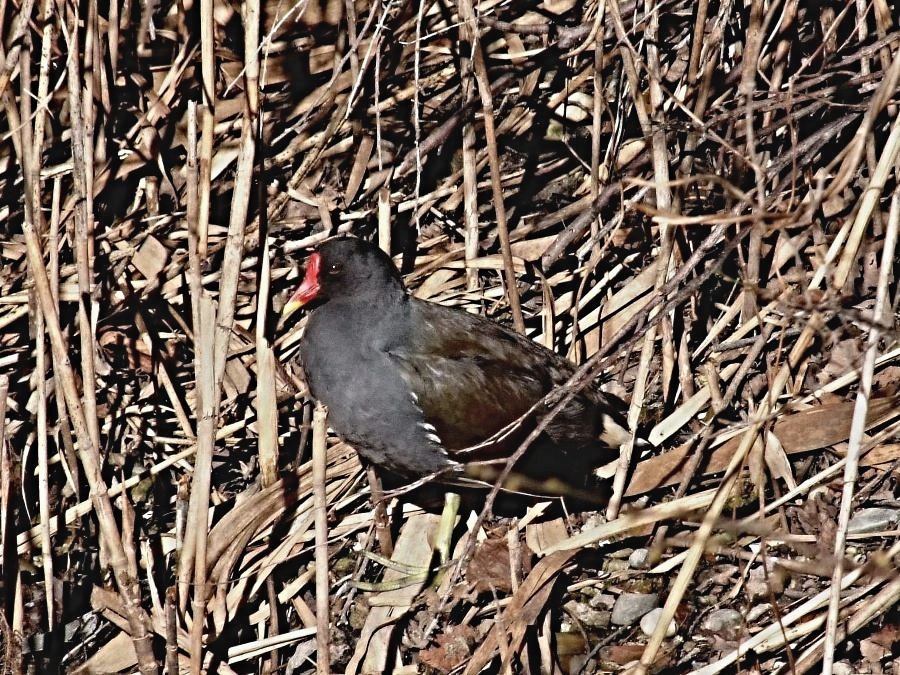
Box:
280, 237, 631, 498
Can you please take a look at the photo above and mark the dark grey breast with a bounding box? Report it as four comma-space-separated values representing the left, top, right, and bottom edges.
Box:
300, 294, 454, 477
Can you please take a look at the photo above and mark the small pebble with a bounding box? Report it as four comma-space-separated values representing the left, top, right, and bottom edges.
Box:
640, 608, 676, 637
608, 547, 633, 559
611, 592, 658, 626
629, 548, 650, 569
588, 593, 615, 610
605, 559, 630, 573
745, 565, 787, 601
746, 604, 769, 623
847, 507, 900, 534
702, 608, 743, 637
563, 600, 611, 629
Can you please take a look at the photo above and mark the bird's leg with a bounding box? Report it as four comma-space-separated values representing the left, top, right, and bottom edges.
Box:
367, 466, 394, 556
354, 492, 461, 592
430, 491, 461, 587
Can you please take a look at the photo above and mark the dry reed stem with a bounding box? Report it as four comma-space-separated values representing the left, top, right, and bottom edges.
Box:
822, 186, 900, 673
0, 377, 9, 579
458, 0, 525, 332
33, 297, 53, 629
188, 295, 216, 673
312, 402, 331, 674
457, 0, 480, 292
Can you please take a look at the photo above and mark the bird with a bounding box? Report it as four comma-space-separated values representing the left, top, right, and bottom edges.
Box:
279, 237, 632, 501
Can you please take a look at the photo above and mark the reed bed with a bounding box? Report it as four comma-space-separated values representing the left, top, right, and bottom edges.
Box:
0, 0, 898, 672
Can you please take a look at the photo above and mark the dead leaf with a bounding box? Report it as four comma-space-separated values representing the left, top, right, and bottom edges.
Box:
525, 517, 568, 555
71, 630, 137, 674
510, 235, 556, 262
873, 366, 900, 396
626, 397, 900, 497
869, 622, 900, 650
860, 636, 890, 668
419, 625, 478, 674
132, 235, 168, 281
764, 431, 797, 490
414, 268, 457, 300
468, 537, 514, 593
599, 642, 672, 667
819, 338, 864, 384
464, 551, 573, 674
98, 329, 173, 372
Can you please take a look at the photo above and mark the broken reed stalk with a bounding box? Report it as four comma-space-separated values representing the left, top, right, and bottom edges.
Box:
256, 260, 280, 488
589, 2, 605, 257
165, 588, 178, 675
62, 0, 101, 454
22, 23, 55, 621
312, 403, 331, 674
367, 465, 394, 557
197, 0, 216, 257
22, 216, 157, 675
456, 0, 480, 292
177, 102, 202, 612
249, 0, 280, 492
34, 299, 54, 629
457, 0, 524, 333
183, 0, 258, 662
0, 376, 8, 572
822, 187, 900, 673
193, 5, 261, 663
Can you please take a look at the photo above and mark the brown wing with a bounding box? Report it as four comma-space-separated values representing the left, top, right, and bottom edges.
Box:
385, 299, 592, 453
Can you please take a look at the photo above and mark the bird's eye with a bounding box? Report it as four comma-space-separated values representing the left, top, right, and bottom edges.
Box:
327, 262, 343, 276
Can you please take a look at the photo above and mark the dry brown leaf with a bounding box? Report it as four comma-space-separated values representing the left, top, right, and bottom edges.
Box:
132, 235, 168, 281
468, 536, 514, 593
627, 397, 900, 496
599, 642, 673, 667
524, 517, 568, 555
71, 631, 138, 674
464, 551, 573, 674
510, 234, 557, 262
764, 430, 797, 490
419, 624, 478, 674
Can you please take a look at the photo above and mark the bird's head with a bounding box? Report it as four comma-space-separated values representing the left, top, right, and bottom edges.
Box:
279, 237, 406, 326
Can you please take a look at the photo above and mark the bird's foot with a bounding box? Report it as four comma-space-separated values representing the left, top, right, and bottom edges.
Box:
353, 492, 461, 592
